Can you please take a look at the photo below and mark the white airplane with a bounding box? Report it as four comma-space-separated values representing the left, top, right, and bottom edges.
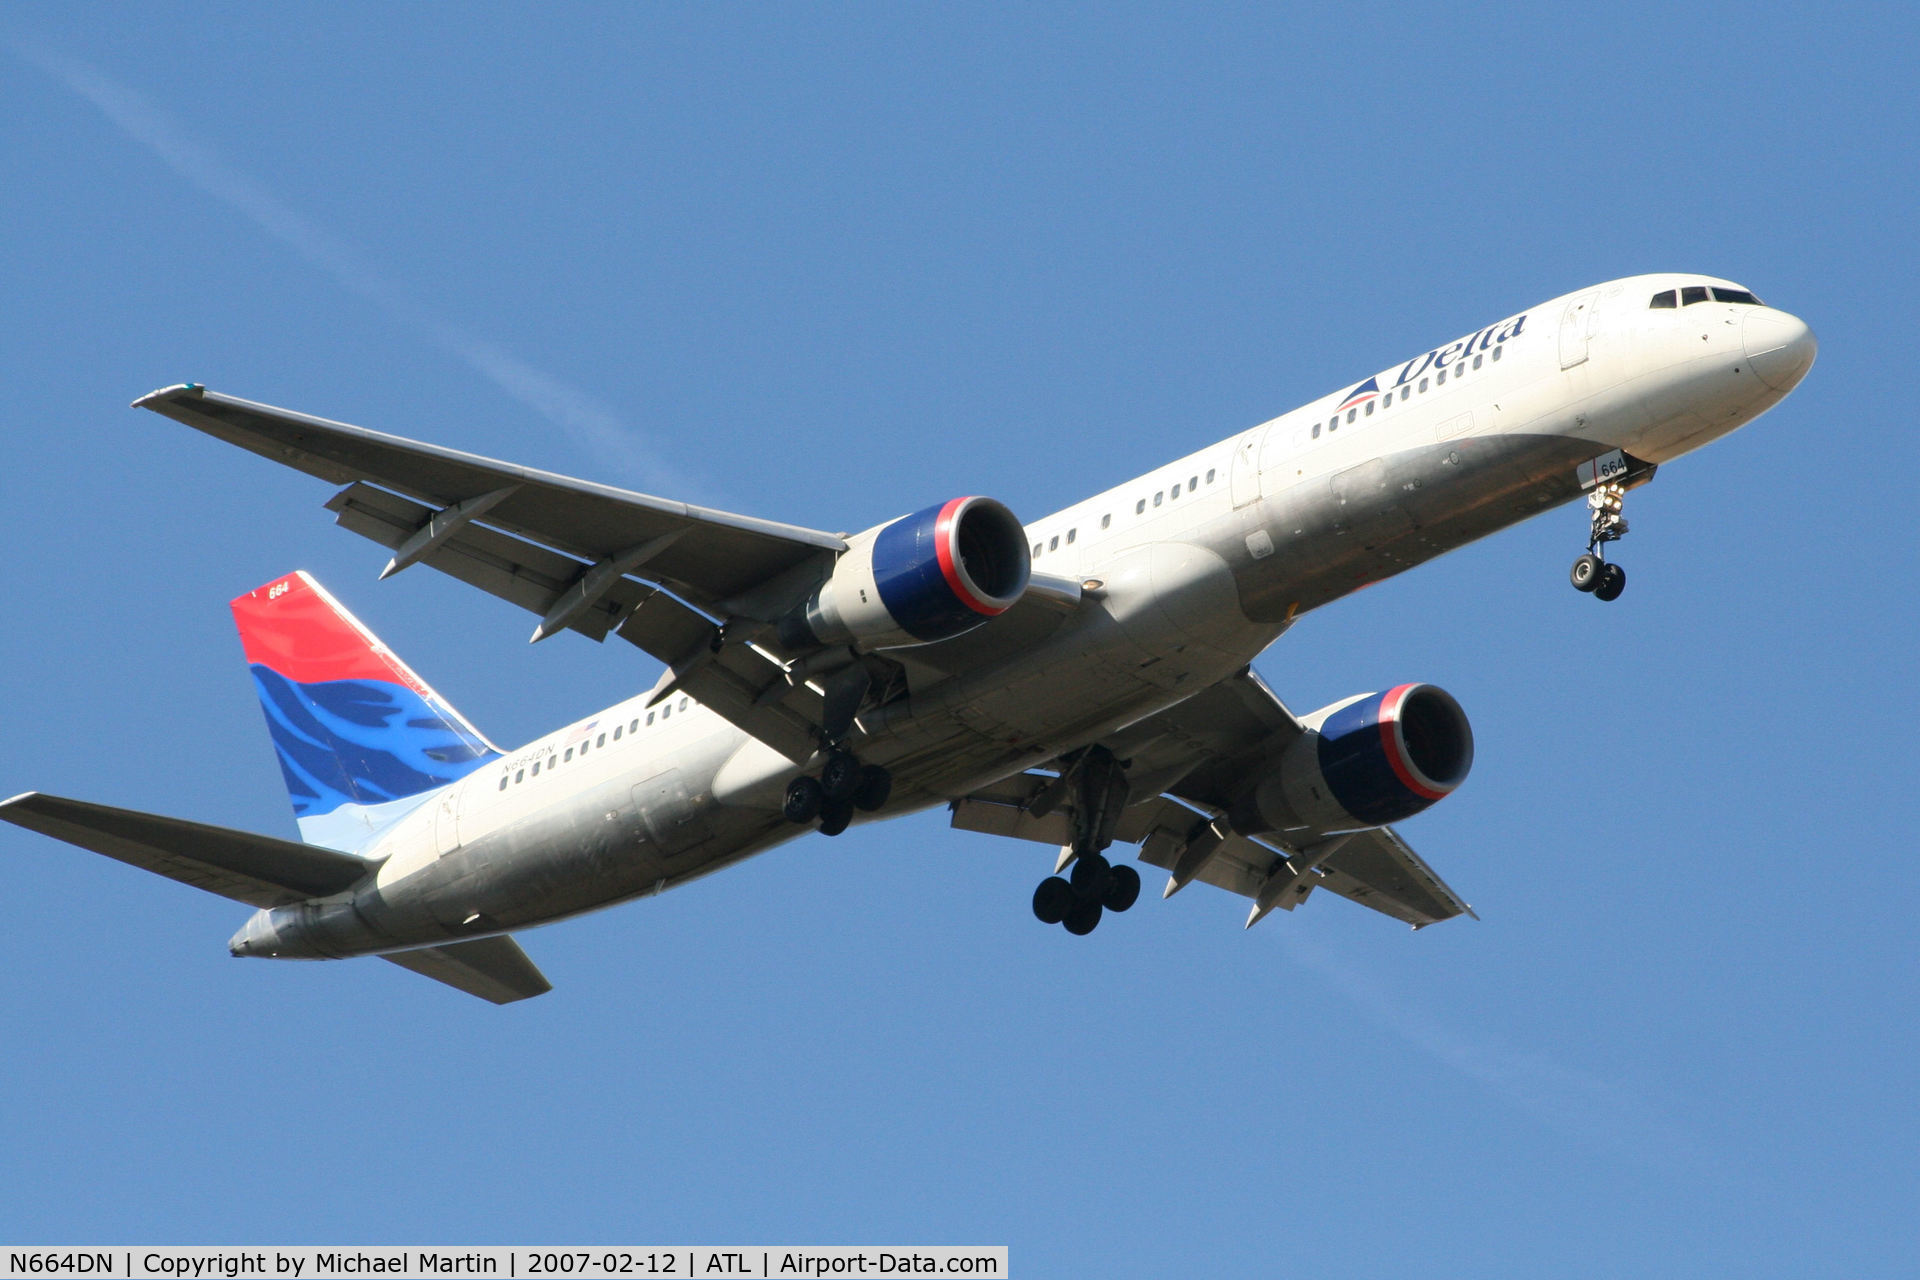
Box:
2, 274, 1815, 1002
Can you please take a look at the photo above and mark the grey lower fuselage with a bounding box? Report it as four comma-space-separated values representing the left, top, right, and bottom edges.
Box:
233, 273, 1814, 961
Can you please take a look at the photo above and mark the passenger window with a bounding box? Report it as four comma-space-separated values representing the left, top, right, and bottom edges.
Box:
1032, 542, 1042, 558
1153, 492, 1163, 507
1491, 346, 1502, 361
1437, 368, 1447, 385
1681, 285, 1710, 306
597, 733, 606, 747
1206, 468, 1216, 483
1135, 499, 1145, 514
629, 719, 639, 733
1364, 401, 1374, 416
1713, 287, 1762, 305
679, 697, 689, 711
1650, 290, 1677, 308
662, 705, 671, 720
531, 761, 540, 777
1346, 409, 1357, 424
1312, 423, 1321, 439
1049, 535, 1059, 550
1168, 483, 1178, 500
515, 769, 524, 783
564, 747, 573, 762
498, 776, 508, 791
1419, 377, 1429, 391
1472, 353, 1483, 369
1188, 477, 1197, 492
1066, 528, 1076, 543
646, 712, 655, 726
1101, 514, 1111, 529
612, 725, 622, 741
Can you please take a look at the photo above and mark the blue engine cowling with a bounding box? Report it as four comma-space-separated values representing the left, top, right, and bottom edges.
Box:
779, 496, 1031, 651
1234, 684, 1474, 839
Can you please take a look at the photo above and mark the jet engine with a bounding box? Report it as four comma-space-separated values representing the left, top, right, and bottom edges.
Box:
778, 496, 1031, 651
1231, 684, 1474, 839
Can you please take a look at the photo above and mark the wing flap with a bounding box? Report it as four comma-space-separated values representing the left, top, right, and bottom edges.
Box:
616, 595, 825, 763
327, 482, 650, 642
380, 936, 552, 1004
1, 791, 371, 909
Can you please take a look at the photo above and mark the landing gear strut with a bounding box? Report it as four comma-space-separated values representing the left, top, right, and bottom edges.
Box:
783, 748, 892, 836
1569, 482, 1629, 602
1029, 745, 1142, 936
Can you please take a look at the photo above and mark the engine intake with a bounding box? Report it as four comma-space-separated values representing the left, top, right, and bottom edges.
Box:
1233, 683, 1474, 839
779, 496, 1030, 651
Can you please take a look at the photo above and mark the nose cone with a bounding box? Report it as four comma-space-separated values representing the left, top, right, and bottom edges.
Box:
1744, 309, 1818, 391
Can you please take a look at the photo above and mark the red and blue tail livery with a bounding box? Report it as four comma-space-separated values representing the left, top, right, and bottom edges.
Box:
231, 571, 501, 852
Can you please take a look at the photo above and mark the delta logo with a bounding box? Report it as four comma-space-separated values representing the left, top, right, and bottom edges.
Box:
1337, 377, 1381, 411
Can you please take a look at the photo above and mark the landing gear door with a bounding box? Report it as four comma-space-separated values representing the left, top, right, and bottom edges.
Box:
1559, 291, 1598, 370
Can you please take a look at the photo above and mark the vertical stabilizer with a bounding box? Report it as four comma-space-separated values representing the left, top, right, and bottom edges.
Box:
232, 571, 501, 852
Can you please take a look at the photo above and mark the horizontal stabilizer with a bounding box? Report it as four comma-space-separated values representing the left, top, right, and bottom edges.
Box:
1, 791, 372, 909
380, 936, 552, 1004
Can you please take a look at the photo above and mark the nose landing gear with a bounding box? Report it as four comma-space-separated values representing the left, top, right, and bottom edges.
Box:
1569, 481, 1629, 602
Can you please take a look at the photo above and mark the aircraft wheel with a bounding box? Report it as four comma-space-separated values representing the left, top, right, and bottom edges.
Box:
1104, 863, 1142, 913
1062, 899, 1103, 936
1032, 876, 1074, 925
852, 764, 892, 812
1594, 562, 1627, 601
1069, 851, 1111, 901
782, 775, 823, 824
820, 750, 861, 803
817, 797, 853, 837
1570, 554, 1603, 592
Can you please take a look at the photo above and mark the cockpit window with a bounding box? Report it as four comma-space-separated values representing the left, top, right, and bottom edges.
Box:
1712, 287, 1763, 305
1649, 290, 1677, 309
1681, 285, 1711, 306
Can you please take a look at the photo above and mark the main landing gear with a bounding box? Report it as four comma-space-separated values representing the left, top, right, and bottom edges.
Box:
1569, 481, 1628, 602
1028, 745, 1142, 936
782, 748, 891, 837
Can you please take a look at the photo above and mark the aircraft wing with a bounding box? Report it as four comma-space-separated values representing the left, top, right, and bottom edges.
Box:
949, 669, 1474, 929
134, 385, 845, 632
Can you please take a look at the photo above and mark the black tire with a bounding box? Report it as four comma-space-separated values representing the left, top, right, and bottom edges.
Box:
1069, 851, 1111, 901
820, 750, 861, 803
782, 775, 823, 824
817, 797, 853, 837
1594, 562, 1627, 602
1062, 899, 1103, 936
1104, 863, 1142, 913
1032, 876, 1074, 925
1570, 553, 1603, 592
852, 764, 892, 812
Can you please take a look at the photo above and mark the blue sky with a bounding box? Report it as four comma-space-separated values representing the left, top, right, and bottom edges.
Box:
3, 4, 1915, 1273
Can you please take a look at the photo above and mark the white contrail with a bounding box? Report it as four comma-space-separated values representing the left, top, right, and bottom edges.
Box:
17, 42, 708, 499
1277, 928, 1726, 1174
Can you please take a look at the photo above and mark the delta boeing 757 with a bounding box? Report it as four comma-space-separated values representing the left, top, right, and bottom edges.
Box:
3, 274, 1815, 1002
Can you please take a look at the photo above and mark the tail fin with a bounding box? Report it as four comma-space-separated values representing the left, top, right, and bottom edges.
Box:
232, 571, 501, 852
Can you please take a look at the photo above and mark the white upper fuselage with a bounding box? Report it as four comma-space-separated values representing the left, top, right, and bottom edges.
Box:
247, 273, 1815, 957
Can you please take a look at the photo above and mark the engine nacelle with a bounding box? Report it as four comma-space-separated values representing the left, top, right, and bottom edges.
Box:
1232, 684, 1474, 840
778, 496, 1030, 651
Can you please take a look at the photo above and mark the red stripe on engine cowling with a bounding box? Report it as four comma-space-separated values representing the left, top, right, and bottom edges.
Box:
1377, 683, 1450, 801
933, 496, 1007, 616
